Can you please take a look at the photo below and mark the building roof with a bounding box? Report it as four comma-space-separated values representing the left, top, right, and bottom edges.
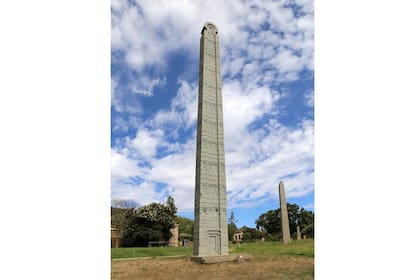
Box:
235, 226, 255, 233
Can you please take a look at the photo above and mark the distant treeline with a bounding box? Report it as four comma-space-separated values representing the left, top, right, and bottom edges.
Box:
111, 198, 314, 247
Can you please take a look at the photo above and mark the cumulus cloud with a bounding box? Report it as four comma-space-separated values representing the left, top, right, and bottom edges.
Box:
222, 79, 280, 149
111, 79, 313, 211
111, 180, 169, 207
111, 0, 314, 94
130, 128, 164, 160
111, 148, 143, 184
149, 80, 198, 131
304, 90, 314, 107
131, 76, 166, 97
226, 119, 314, 208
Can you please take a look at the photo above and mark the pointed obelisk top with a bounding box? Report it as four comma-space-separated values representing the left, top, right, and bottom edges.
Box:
201, 21, 218, 34
279, 181, 291, 244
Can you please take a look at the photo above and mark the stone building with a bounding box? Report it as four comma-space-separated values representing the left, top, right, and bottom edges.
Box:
111, 227, 122, 248
232, 226, 263, 243
233, 229, 244, 243
168, 224, 179, 247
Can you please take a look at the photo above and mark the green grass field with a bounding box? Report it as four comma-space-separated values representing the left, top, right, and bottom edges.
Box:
111, 246, 192, 259
111, 239, 313, 259
231, 239, 314, 257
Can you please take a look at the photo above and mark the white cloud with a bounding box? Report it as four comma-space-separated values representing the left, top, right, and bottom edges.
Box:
113, 121, 312, 211
131, 76, 166, 97
130, 128, 164, 160
111, 79, 313, 211
113, 134, 197, 211
295, 0, 314, 14
268, 47, 305, 81
111, 78, 118, 96
149, 80, 198, 131
111, 181, 169, 207
246, 5, 268, 31
267, 3, 297, 33
112, 96, 313, 212
112, 115, 129, 133
111, 78, 144, 114
226, 119, 314, 208
304, 90, 314, 107
223, 56, 245, 79
223, 79, 280, 149
111, 148, 142, 183
111, 0, 314, 79
168, 80, 198, 129
146, 139, 197, 211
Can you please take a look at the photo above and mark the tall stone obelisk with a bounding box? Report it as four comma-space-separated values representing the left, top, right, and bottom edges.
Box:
279, 181, 291, 244
193, 22, 228, 257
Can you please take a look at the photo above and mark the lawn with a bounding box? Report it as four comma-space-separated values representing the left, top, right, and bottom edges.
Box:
111, 240, 314, 280
111, 239, 313, 259
231, 239, 314, 257
111, 246, 192, 259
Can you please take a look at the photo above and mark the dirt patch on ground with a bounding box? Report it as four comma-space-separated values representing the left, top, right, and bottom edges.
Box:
111, 255, 313, 280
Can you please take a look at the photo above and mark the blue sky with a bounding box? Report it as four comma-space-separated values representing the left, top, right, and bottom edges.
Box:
111, 0, 314, 227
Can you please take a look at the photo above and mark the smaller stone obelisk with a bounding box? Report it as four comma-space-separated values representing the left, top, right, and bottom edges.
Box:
296, 225, 301, 240
279, 181, 291, 244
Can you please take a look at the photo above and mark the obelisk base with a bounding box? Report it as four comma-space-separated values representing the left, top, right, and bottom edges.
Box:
191, 254, 252, 264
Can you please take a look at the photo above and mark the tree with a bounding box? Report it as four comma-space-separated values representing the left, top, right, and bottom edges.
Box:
175, 216, 194, 241
111, 207, 134, 230
255, 203, 315, 239
227, 211, 238, 241
255, 209, 281, 234
240, 226, 264, 242
299, 209, 314, 238
122, 199, 177, 247
166, 196, 177, 217
228, 211, 238, 225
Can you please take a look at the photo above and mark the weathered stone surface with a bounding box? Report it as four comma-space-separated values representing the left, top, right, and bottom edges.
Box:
111, 228, 122, 248
193, 22, 229, 257
296, 225, 301, 240
279, 181, 291, 244
169, 224, 179, 247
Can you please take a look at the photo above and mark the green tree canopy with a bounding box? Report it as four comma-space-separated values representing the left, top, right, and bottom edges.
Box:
174, 216, 194, 241
255, 203, 314, 239
239, 226, 264, 242
227, 211, 238, 241
166, 196, 177, 216
111, 207, 134, 230
121, 197, 178, 247
111, 199, 138, 230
